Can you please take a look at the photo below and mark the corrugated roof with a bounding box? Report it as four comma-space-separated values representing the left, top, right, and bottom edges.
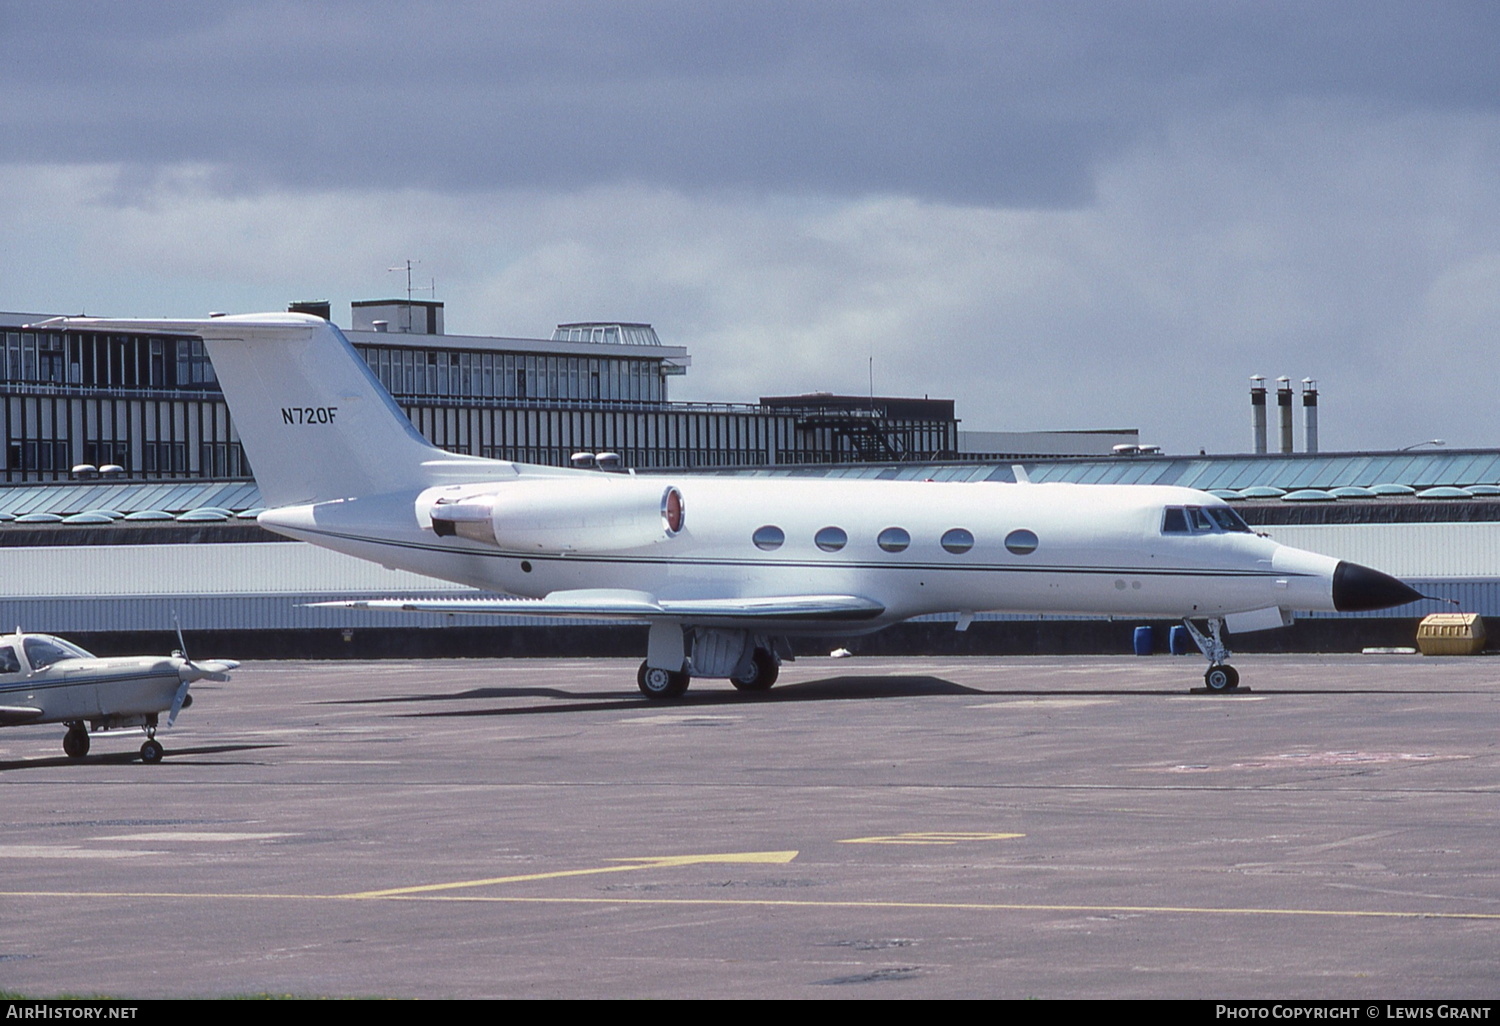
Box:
8, 446, 1500, 516
0, 480, 265, 516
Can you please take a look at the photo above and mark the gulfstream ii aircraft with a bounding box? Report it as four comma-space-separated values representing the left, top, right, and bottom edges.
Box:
37, 313, 1422, 698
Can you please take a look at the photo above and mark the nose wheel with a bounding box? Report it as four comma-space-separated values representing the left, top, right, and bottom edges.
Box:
1203, 664, 1240, 691
1182, 618, 1243, 693
139, 714, 165, 763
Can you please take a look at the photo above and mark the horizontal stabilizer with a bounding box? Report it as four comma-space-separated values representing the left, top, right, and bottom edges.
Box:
310, 589, 886, 623
0, 705, 46, 725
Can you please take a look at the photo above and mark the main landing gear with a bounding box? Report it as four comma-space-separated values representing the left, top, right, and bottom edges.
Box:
63, 722, 89, 759
729, 649, 779, 692
636, 625, 786, 700
637, 661, 690, 700
1180, 618, 1242, 692
61, 717, 168, 762
636, 650, 781, 700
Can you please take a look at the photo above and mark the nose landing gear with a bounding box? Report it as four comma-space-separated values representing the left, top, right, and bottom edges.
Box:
1181, 618, 1244, 693
139, 713, 165, 763
1202, 663, 1240, 691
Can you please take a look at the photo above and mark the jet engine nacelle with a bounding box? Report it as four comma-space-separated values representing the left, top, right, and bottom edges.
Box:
427, 479, 685, 553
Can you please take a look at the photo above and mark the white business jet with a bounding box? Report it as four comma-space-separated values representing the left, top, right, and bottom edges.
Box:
0, 629, 236, 762
35, 313, 1420, 698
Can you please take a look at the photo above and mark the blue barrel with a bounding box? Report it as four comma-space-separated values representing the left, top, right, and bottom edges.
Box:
1132, 626, 1154, 656
1169, 625, 1191, 655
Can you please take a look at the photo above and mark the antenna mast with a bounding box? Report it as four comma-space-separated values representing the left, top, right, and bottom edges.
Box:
387, 260, 435, 333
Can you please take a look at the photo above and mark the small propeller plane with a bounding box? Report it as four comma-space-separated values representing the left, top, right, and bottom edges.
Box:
34, 312, 1422, 698
0, 628, 237, 762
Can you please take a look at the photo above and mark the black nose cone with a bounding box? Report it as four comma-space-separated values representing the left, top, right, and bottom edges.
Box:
1332, 561, 1423, 612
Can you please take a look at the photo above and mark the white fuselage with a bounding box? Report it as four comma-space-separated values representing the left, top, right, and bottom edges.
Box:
261, 472, 1337, 633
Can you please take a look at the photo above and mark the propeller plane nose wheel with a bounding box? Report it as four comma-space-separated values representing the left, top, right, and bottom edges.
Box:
140, 738, 164, 763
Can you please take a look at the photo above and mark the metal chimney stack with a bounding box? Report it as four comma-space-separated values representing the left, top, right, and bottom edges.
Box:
1302, 378, 1319, 454
1276, 376, 1293, 454
1250, 375, 1267, 454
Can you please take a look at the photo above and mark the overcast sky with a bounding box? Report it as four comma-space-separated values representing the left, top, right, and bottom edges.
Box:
4, 1, 1500, 454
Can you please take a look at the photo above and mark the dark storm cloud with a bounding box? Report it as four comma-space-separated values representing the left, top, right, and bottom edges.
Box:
2, 0, 1498, 205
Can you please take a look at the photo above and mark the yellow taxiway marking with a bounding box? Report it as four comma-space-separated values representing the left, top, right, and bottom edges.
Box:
341, 849, 800, 899
839, 831, 1025, 845
95, 832, 295, 843
2, 889, 1498, 921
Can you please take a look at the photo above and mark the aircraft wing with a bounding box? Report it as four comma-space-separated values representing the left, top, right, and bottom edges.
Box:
310, 589, 885, 623
0, 706, 46, 725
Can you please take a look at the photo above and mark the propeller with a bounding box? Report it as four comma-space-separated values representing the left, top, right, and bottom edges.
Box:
167, 615, 238, 727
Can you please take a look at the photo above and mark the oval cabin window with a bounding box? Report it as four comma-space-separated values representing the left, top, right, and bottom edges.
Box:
753, 525, 785, 551
877, 527, 910, 552
940, 528, 975, 554
1005, 529, 1038, 555
815, 526, 848, 552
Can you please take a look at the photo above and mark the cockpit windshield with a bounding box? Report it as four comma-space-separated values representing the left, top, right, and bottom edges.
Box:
1205, 506, 1252, 533
21, 635, 94, 669
1161, 505, 1252, 535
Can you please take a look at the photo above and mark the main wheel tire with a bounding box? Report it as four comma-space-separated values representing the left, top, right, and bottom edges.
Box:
140, 739, 164, 764
637, 661, 690, 700
63, 726, 89, 759
1204, 664, 1240, 691
729, 649, 779, 692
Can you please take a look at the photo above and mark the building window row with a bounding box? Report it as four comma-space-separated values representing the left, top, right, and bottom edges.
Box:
356, 345, 665, 403
2, 331, 215, 390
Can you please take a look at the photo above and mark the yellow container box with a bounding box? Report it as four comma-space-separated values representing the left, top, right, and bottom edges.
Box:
1416, 613, 1487, 656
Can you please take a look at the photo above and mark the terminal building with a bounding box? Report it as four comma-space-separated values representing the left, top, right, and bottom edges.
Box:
2, 299, 987, 482
1, 299, 1490, 656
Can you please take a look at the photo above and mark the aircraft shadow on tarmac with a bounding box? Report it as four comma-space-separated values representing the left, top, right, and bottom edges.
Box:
0, 743, 285, 772
312, 669, 1457, 721
323, 674, 998, 718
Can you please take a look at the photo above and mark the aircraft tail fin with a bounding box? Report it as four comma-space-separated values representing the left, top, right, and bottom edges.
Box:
34, 313, 508, 506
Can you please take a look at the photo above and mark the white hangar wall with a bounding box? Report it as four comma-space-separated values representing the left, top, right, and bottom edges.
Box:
0, 541, 597, 632
1262, 522, 1500, 580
